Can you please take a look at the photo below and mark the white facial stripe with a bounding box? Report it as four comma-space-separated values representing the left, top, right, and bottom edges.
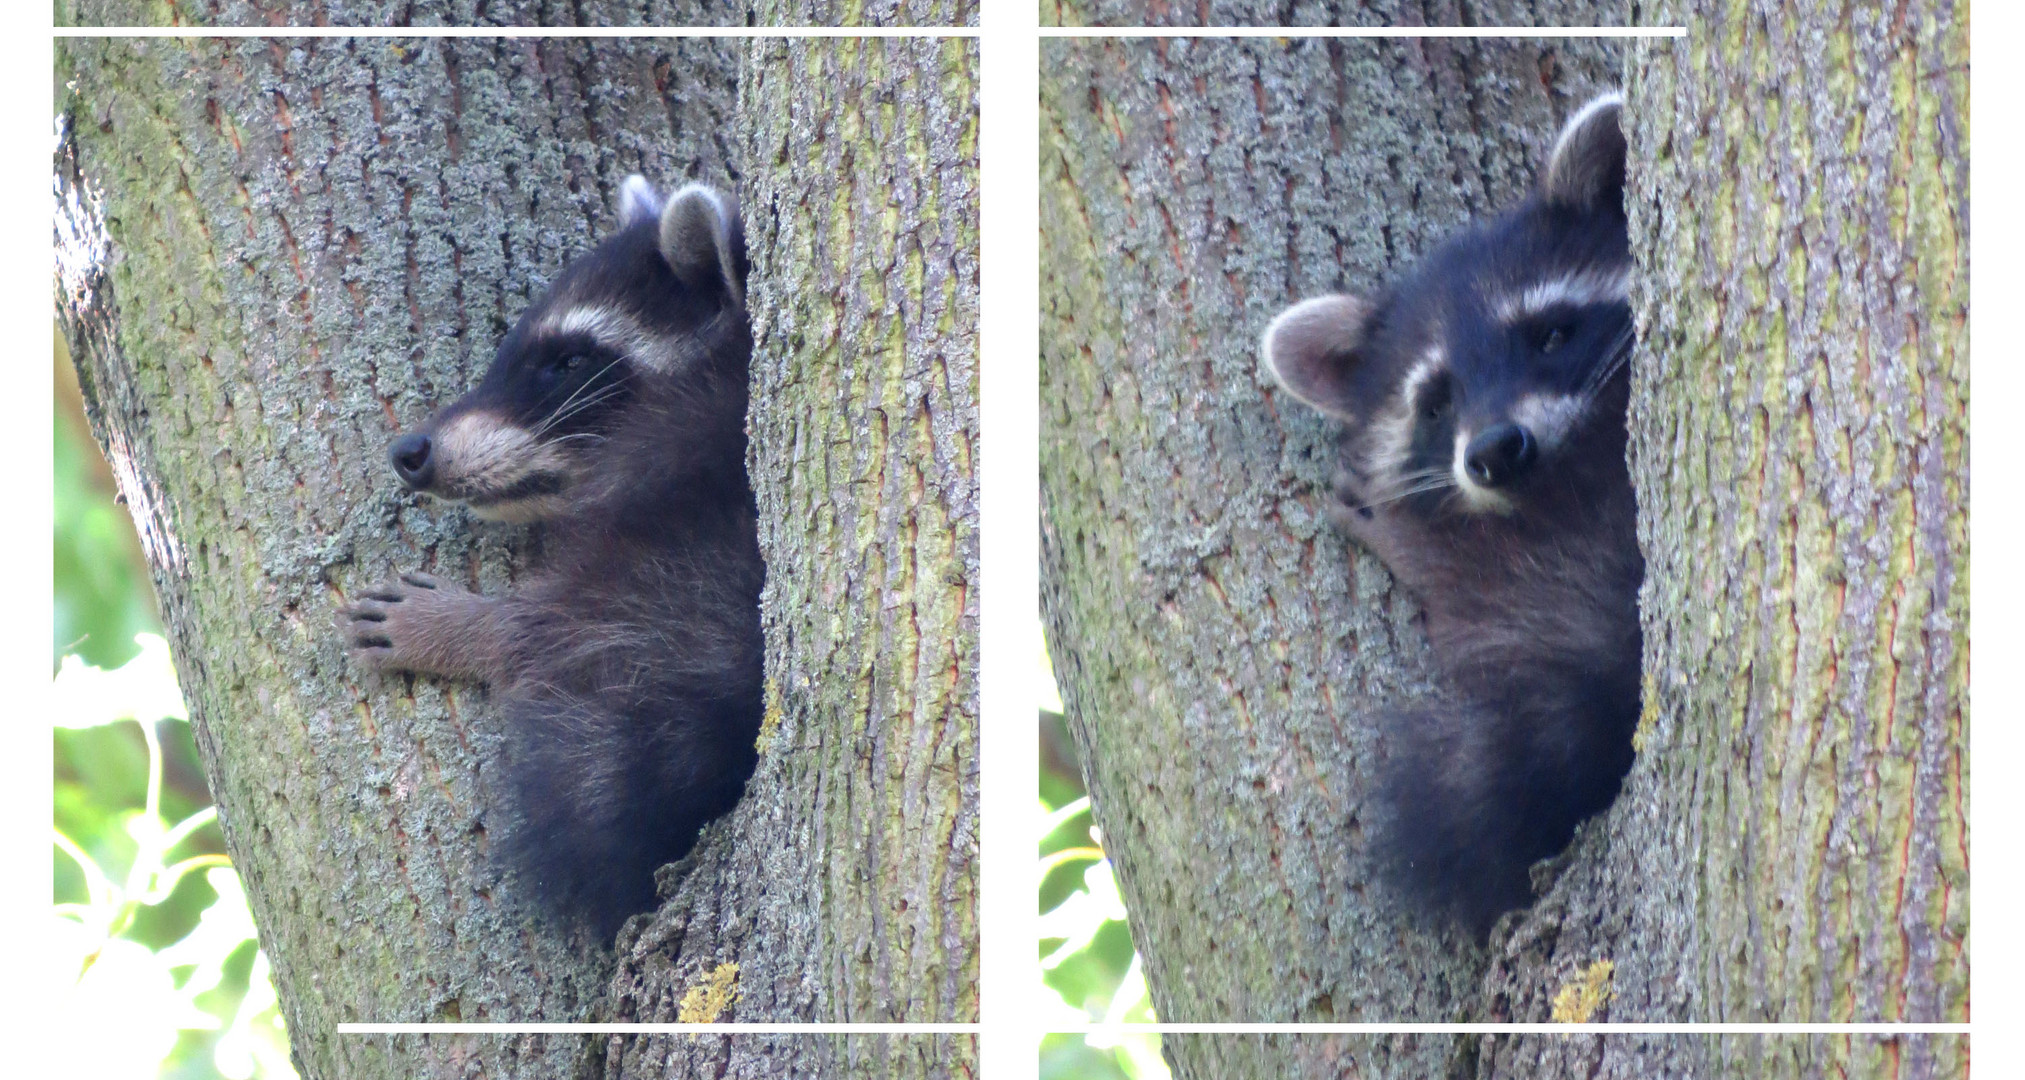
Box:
1364, 351, 1447, 480
538, 304, 693, 374
545, 305, 633, 343
1451, 428, 1514, 515
541, 305, 656, 367
1494, 267, 1631, 324
1510, 393, 1586, 452
1400, 349, 1444, 401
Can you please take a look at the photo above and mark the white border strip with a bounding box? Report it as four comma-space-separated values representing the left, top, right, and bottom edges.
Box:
51, 25, 1683, 41
976, 7, 1036, 1065
1040, 26, 1686, 38
337, 1021, 1969, 1035
341, 1023, 982, 1033
54, 26, 980, 38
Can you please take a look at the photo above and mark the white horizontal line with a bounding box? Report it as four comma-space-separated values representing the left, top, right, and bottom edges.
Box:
338, 1021, 1967, 1035
1059, 1023, 1970, 1034
1039, 27, 1687, 38
339, 1023, 981, 1034
55, 27, 980, 39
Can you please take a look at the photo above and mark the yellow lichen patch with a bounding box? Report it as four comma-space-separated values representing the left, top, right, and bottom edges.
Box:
1550, 960, 1615, 1024
1632, 672, 1661, 752
755, 680, 784, 753
676, 962, 740, 1024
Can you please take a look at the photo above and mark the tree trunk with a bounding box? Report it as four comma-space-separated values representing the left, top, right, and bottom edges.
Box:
586, 34, 980, 1080
1481, 6, 1968, 1072
1038, 6, 1966, 1080
1152, 1033, 1966, 1079
58, 27, 977, 1080
1616, 0, 1968, 1035
1040, 26, 1624, 1042
58, 0, 978, 28
1042, 0, 1628, 29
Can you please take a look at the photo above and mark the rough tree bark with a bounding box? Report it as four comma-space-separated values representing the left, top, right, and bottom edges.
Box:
1038, 4, 1966, 1079
1040, 26, 1625, 1039
57, 27, 977, 1080
1601, 0, 1963, 1053
58, 0, 979, 29
1041, 0, 1629, 29
587, 34, 980, 1080
1152, 1033, 1967, 1079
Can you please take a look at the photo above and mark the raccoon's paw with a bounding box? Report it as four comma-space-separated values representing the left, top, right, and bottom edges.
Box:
340, 572, 468, 676
1328, 465, 1376, 515
1325, 464, 1383, 537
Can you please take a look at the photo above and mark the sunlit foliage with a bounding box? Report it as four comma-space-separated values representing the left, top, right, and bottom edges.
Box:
55, 352, 297, 1080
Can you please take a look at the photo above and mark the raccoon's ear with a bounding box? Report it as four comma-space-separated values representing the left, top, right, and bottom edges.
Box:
1542, 92, 1627, 214
658, 184, 749, 308
1260, 294, 1372, 420
619, 175, 665, 230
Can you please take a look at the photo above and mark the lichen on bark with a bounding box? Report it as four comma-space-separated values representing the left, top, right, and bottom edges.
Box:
59, 0, 978, 28
58, 27, 978, 1080
1039, 29, 1622, 1053
1040, 3, 1967, 1076
588, 35, 980, 1079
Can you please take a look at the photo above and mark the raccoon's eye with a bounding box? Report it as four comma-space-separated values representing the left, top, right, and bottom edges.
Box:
1537, 326, 1570, 353
550, 353, 588, 375
1418, 376, 1454, 422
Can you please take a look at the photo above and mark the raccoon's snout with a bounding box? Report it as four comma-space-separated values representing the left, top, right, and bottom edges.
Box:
389, 432, 436, 490
1463, 423, 1536, 487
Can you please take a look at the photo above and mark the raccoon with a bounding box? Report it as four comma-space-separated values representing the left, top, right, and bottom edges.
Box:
1260, 94, 1643, 936
341, 176, 765, 939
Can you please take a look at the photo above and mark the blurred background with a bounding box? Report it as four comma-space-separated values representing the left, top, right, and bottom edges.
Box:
55, 333, 297, 1080
1037, 624, 1167, 1080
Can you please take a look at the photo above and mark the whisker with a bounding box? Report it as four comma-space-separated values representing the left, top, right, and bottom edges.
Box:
531, 357, 632, 436
1362, 476, 1460, 508
533, 380, 627, 437
533, 381, 624, 438
1366, 467, 1452, 497
541, 432, 609, 447
549, 384, 623, 424
1576, 328, 1636, 406
1578, 327, 1632, 385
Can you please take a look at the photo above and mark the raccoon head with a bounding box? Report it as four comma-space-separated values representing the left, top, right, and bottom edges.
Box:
388, 176, 749, 523
1262, 93, 1633, 521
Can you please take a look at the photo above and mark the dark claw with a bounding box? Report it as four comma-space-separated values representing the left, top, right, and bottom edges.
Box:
1326, 478, 1374, 519
1329, 465, 1375, 509
336, 600, 381, 623
1325, 500, 1376, 537
338, 572, 467, 677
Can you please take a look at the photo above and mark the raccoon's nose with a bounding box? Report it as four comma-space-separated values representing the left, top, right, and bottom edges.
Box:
389, 432, 436, 489
1463, 423, 1537, 487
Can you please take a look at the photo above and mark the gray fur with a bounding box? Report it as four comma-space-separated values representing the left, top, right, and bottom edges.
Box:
341, 176, 763, 937
660, 183, 746, 308
1263, 93, 1644, 936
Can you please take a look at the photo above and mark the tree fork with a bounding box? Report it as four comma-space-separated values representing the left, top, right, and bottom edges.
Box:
1039, 3, 1965, 1077
58, 27, 978, 1080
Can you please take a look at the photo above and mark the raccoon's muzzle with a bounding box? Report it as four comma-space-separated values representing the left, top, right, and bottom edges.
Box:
1462, 423, 1537, 487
